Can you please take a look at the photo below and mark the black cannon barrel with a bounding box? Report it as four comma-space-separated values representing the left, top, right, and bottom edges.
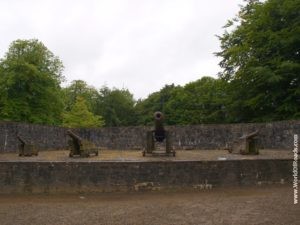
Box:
245, 130, 259, 139
240, 130, 259, 140
153, 111, 165, 142
16, 135, 26, 144
67, 130, 83, 143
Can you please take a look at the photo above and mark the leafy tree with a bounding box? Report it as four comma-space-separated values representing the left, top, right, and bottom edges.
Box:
165, 77, 227, 124
215, 0, 300, 122
134, 80, 227, 125
134, 84, 181, 125
0, 39, 64, 124
63, 80, 99, 113
63, 96, 104, 128
96, 86, 136, 126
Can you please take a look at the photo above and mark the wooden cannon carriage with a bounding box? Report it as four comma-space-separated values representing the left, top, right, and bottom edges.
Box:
228, 130, 260, 155
67, 130, 99, 157
17, 135, 38, 156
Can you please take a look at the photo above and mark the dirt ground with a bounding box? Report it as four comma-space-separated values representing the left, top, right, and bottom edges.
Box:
0, 185, 298, 225
0, 150, 296, 224
0, 149, 293, 162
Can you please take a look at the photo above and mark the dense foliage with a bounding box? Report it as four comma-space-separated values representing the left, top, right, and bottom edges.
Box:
0, 39, 64, 125
135, 78, 227, 125
0, 0, 299, 127
62, 81, 136, 127
63, 96, 104, 128
215, 0, 300, 122
96, 87, 136, 126
63, 80, 99, 113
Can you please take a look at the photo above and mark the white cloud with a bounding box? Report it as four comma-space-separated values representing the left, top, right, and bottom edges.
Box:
0, 0, 243, 99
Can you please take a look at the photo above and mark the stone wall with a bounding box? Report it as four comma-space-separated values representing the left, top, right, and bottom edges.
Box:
0, 122, 67, 152
0, 159, 292, 193
0, 120, 299, 152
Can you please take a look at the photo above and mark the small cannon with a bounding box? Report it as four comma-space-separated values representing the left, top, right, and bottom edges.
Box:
228, 130, 259, 155
143, 112, 175, 156
67, 130, 98, 157
17, 135, 38, 156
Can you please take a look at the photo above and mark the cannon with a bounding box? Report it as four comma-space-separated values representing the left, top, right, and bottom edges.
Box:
67, 130, 98, 157
17, 135, 38, 156
228, 130, 259, 155
143, 112, 175, 157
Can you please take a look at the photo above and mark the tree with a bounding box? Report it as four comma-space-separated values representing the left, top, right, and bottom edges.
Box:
0, 39, 64, 124
63, 96, 104, 128
96, 86, 136, 126
63, 80, 99, 113
215, 0, 300, 122
134, 80, 227, 125
165, 77, 227, 124
134, 84, 181, 125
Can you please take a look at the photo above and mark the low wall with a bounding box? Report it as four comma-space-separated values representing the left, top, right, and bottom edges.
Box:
0, 159, 292, 193
0, 120, 299, 152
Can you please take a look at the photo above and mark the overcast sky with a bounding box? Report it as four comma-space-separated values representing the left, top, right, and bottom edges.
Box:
0, 0, 243, 99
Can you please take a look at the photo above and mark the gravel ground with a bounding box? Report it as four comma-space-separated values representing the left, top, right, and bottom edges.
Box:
0, 185, 299, 225
0, 149, 293, 162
